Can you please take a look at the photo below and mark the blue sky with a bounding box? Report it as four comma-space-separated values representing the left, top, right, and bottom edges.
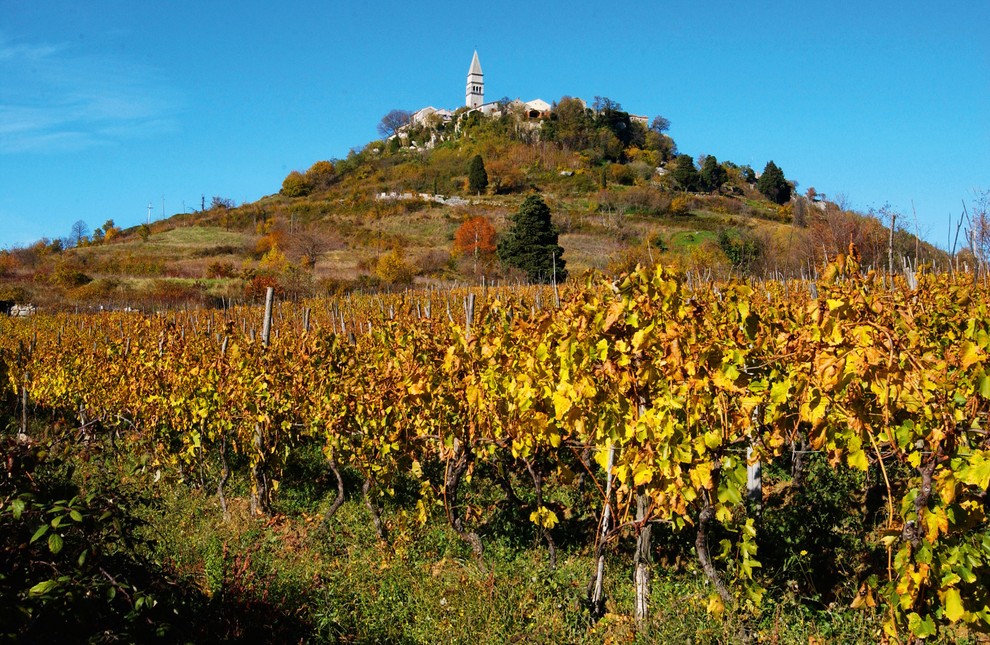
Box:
1, 0, 987, 248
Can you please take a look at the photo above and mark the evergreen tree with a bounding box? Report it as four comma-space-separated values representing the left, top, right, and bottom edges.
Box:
497, 195, 567, 283
670, 154, 699, 192
699, 155, 728, 194
756, 161, 792, 205
468, 154, 488, 195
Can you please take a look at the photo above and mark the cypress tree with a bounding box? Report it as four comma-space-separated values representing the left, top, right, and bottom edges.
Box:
670, 154, 699, 192
497, 195, 567, 283
468, 154, 488, 195
699, 155, 728, 194
756, 161, 792, 205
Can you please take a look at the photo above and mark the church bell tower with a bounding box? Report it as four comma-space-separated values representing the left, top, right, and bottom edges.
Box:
466, 51, 484, 108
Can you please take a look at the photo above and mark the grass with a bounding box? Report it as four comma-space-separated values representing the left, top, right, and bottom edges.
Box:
668, 229, 718, 251
558, 233, 626, 273
371, 206, 463, 247
142, 226, 252, 250
13, 424, 967, 644
87, 226, 252, 263
140, 488, 886, 644
96, 444, 895, 642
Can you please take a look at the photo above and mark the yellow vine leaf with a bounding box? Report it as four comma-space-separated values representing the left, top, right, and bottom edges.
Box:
847, 448, 869, 471
530, 507, 558, 529
943, 588, 965, 623
633, 463, 654, 486
959, 451, 990, 489
706, 593, 725, 617
594, 445, 613, 471
960, 341, 983, 370
711, 364, 743, 392
552, 391, 571, 420
690, 462, 713, 490
936, 470, 957, 505
770, 379, 789, 405
979, 375, 990, 398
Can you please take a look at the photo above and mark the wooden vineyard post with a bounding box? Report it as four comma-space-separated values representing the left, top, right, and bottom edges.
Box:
465, 293, 476, 340
218, 336, 231, 519
634, 491, 652, 629
633, 401, 651, 630
887, 210, 896, 278
262, 287, 274, 348
19, 371, 29, 442
747, 405, 762, 518
590, 441, 616, 616
251, 286, 275, 515
747, 445, 762, 518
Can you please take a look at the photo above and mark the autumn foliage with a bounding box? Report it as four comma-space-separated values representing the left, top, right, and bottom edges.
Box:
452, 216, 496, 259
6, 260, 990, 640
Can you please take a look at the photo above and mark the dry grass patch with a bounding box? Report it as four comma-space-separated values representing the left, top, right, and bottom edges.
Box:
559, 233, 625, 273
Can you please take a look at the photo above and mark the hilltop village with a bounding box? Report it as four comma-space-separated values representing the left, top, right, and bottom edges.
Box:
393, 51, 648, 149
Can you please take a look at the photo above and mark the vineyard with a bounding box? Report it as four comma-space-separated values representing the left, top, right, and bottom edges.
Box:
2, 252, 990, 642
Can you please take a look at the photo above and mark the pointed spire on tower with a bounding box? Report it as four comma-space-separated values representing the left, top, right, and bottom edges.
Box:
466, 50, 484, 109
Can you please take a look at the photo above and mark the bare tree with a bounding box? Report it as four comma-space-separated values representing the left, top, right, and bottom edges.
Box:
211, 196, 235, 210
592, 96, 621, 114
966, 190, 990, 271
288, 228, 342, 266
650, 115, 671, 134
70, 220, 89, 247
377, 109, 412, 138
792, 195, 809, 228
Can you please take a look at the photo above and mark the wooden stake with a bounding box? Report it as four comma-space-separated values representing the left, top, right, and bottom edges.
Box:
465, 293, 476, 340
19, 373, 29, 441
262, 287, 274, 348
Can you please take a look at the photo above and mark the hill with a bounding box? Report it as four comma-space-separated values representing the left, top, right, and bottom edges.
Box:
0, 97, 949, 310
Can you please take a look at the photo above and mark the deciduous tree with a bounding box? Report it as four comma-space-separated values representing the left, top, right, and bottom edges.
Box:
593, 96, 633, 149
377, 109, 412, 139
305, 160, 337, 191
70, 220, 89, 247
281, 170, 310, 198
966, 190, 990, 267
650, 115, 671, 133
0, 251, 17, 278
454, 216, 496, 274
645, 131, 677, 162
211, 196, 235, 210
101, 219, 120, 242
375, 248, 414, 285
543, 97, 594, 151
792, 196, 809, 228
